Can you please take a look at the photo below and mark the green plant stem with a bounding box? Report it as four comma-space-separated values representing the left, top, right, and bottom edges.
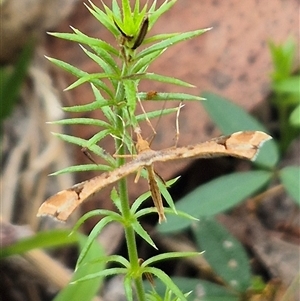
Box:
117, 152, 146, 300
114, 90, 146, 299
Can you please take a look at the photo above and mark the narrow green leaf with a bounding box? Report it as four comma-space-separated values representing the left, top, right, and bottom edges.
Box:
132, 221, 157, 249
87, 129, 110, 146
121, 0, 134, 30
49, 118, 110, 128
50, 164, 111, 176
158, 170, 273, 233
46, 57, 113, 97
123, 79, 137, 116
131, 190, 152, 213
279, 166, 300, 205
145, 267, 188, 301
138, 92, 204, 101
136, 107, 178, 122
90, 44, 119, 73
148, 0, 177, 29
62, 101, 114, 113
146, 277, 239, 301
192, 217, 251, 292
101, 254, 130, 267
157, 178, 177, 213
201, 92, 279, 167
132, 50, 164, 73
49, 30, 118, 56
52, 132, 115, 165
136, 73, 195, 87
137, 28, 211, 60
110, 187, 122, 213
111, 0, 122, 21
90, 84, 117, 125
142, 252, 201, 267
72, 267, 127, 283
65, 73, 116, 91
144, 33, 178, 45
77, 216, 115, 266
85, 1, 119, 37
79, 45, 118, 77
72, 209, 120, 234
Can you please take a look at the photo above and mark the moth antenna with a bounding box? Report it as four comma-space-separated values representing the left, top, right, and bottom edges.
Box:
175, 102, 184, 147
137, 90, 157, 135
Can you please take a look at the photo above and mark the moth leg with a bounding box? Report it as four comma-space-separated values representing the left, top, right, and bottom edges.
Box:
146, 165, 166, 223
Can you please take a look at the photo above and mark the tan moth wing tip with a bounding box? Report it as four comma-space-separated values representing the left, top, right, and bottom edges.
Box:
37, 211, 66, 222
250, 132, 272, 162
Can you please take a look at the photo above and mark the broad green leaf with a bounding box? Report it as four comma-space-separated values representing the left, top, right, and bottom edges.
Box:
290, 105, 300, 126
269, 39, 295, 81
272, 76, 300, 96
279, 166, 300, 205
201, 92, 279, 167
0, 230, 77, 259
54, 234, 105, 301
158, 170, 273, 233
192, 217, 251, 292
